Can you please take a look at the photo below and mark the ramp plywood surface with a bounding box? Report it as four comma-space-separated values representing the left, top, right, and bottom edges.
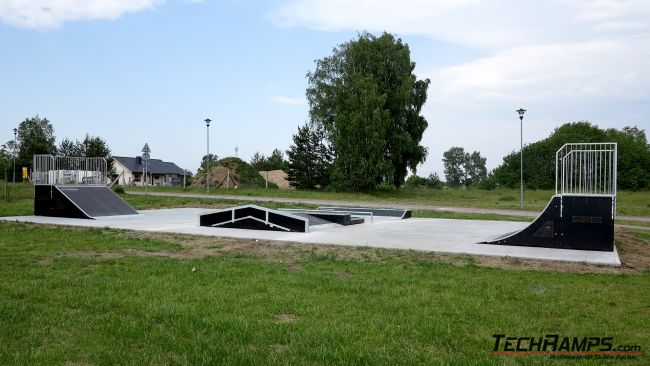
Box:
57, 186, 138, 217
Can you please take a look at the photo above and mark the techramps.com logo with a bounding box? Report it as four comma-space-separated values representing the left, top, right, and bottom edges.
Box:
490, 334, 643, 361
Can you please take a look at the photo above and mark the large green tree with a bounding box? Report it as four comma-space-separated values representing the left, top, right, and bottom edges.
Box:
286, 122, 332, 189
199, 154, 219, 173
58, 134, 114, 175
307, 32, 430, 191
16, 115, 56, 169
266, 149, 288, 171
57, 138, 83, 157
442, 147, 466, 187
0, 142, 13, 180
464, 151, 488, 187
250, 152, 267, 171
443, 147, 487, 187
251, 149, 289, 171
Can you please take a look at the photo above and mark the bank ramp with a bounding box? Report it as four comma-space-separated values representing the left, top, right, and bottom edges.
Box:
35, 185, 138, 219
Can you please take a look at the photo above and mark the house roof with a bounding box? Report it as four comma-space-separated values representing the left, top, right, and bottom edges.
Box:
113, 156, 184, 175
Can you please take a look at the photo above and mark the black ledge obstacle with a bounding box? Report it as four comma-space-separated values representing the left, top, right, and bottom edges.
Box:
199, 205, 310, 232
33, 154, 138, 219
278, 208, 366, 225
482, 143, 617, 252
317, 206, 411, 219
199, 205, 410, 232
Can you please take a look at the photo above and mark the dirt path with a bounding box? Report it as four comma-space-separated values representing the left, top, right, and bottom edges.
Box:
125, 190, 650, 223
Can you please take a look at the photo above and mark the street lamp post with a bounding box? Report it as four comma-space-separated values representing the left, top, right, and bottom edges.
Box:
12, 128, 17, 185
516, 108, 526, 209
205, 118, 212, 195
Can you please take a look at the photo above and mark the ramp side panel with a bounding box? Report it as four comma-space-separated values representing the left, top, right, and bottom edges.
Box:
200, 210, 233, 226
34, 185, 90, 219
268, 212, 307, 232
483, 195, 614, 251
57, 186, 137, 217
199, 205, 309, 232
561, 196, 614, 251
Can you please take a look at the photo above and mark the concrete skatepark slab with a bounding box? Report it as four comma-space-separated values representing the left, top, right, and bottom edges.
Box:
1, 208, 621, 266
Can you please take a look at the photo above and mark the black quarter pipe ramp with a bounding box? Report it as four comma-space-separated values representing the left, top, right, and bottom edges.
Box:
483, 142, 618, 252
481, 195, 615, 251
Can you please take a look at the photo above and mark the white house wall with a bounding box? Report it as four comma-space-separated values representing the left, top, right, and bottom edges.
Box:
113, 159, 135, 186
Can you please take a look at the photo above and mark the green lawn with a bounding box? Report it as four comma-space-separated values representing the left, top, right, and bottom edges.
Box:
1, 222, 648, 365
127, 184, 650, 217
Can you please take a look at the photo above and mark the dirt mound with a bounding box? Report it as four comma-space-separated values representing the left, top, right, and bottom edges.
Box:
192, 157, 268, 189
192, 165, 239, 188
258, 170, 291, 189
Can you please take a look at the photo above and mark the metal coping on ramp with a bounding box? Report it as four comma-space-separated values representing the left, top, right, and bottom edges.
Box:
199, 205, 378, 232
200, 205, 310, 232
317, 206, 411, 219
35, 185, 138, 219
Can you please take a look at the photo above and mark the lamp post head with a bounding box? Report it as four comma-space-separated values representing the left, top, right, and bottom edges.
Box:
516, 108, 526, 121
204, 118, 212, 127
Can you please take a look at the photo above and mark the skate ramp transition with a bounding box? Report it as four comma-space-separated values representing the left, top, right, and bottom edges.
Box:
32, 154, 138, 219
481, 195, 614, 251
483, 143, 617, 252
35, 185, 138, 219
199, 205, 393, 232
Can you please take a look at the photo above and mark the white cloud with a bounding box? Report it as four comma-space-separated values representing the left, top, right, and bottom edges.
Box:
269, 0, 650, 103
430, 38, 650, 102
270, 0, 650, 48
0, 0, 164, 29
270, 95, 306, 105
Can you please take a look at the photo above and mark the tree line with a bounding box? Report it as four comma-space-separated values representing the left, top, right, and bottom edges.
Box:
492, 122, 650, 190
1, 116, 113, 180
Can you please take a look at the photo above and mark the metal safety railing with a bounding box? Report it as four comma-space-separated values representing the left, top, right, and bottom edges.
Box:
33, 155, 108, 185
555, 143, 617, 197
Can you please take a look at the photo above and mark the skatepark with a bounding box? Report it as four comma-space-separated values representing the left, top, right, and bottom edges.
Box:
0, 143, 623, 266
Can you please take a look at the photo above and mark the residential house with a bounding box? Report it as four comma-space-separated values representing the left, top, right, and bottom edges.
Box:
113, 156, 185, 186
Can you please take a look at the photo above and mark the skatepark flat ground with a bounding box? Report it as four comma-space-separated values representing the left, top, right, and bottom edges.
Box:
0, 208, 621, 266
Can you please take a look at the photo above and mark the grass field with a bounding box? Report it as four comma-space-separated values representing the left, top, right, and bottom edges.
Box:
127, 185, 650, 217
1, 183, 650, 364
1, 222, 649, 365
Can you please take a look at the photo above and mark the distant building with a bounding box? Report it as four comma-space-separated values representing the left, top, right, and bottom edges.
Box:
113, 156, 185, 186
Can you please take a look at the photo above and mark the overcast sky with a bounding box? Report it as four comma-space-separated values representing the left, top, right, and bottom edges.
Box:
1, 0, 648, 176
